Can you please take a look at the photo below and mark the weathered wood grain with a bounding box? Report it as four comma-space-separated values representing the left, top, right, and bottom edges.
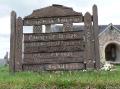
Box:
93, 5, 100, 69
23, 16, 83, 26
24, 45, 84, 53
23, 52, 84, 64
10, 11, 16, 73
22, 63, 84, 71
33, 25, 42, 33
24, 31, 84, 42
24, 52, 84, 59
23, 57, 84, 64
63, 22, 73, 32
24, 40, 84, 48
84, 12, 94, 68
15, 17, 23, 71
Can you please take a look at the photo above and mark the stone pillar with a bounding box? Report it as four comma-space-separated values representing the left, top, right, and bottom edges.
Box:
84, 12, 94, 69
15, 17, 23, 71
10, 11, 16, 73
93, 5, 100, 69
45, 24, 51, 33
33, 25, 42, 33
63, 22, 73, 32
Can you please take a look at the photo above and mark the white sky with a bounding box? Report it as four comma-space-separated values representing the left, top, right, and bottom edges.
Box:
0, 0, 120, 58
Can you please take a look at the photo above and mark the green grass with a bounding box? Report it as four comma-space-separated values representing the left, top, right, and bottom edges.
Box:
0, 66, 120, 89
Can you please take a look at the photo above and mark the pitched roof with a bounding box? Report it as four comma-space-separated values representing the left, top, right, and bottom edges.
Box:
99, 24, 120, 36
98, 24, 120, 34
24, 4, 82, 19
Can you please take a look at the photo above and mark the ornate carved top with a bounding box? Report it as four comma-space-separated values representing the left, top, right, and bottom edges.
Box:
24, 4, 82, 19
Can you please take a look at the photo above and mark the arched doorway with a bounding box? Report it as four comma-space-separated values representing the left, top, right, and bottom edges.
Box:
105, 43, 117, 61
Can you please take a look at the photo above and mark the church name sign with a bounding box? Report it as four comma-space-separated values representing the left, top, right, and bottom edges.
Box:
23, 16, 83, 25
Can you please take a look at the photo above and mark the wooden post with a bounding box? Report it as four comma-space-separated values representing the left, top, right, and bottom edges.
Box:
10, 11, 16, 73
84, 12, 94, 69
93, 5, 100, 69
45, 24, 51, 33
15, 17, 23, 71
63, 22, 73, 32
33, 25, 42, 33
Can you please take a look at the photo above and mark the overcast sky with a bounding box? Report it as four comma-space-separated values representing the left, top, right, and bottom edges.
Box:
0, 0, 120, 58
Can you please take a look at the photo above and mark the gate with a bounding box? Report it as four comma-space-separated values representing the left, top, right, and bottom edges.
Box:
10, 4, 100, 72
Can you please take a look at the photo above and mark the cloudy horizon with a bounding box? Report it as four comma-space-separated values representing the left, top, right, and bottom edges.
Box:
0, 0, 120, 58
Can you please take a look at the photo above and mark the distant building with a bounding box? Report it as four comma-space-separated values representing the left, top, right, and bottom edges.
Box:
0, 59, 6, 66
0, 52, 8, 66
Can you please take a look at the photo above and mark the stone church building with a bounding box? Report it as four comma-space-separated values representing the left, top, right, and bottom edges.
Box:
52, 23, 120, 64
99, 23, 120, 64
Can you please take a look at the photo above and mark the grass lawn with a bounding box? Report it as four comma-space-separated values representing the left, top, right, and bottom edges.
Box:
0, 66, 120, 89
